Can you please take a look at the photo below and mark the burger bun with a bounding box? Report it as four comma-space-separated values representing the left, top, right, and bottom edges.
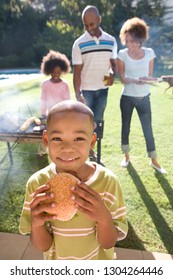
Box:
44, 172, 78, 221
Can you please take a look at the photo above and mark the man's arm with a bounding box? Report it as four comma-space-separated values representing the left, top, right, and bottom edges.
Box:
109, 58, 117, 85
104, 59, 117, 86
73, 64, 85, 103
110, 58, 117, 77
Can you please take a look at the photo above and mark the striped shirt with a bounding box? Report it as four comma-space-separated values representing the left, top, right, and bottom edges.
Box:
19, 162, 128, 260
72, 29, 117, 90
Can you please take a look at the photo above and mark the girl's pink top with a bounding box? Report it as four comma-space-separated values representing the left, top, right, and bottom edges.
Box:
41, 79, 71, 116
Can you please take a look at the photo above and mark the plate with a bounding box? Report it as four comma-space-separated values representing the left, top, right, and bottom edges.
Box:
138, 78, 158, 83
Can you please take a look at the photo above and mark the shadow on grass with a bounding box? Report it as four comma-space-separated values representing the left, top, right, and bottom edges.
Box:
116, 221, 146, 251
154, 172, 173, 209
127, 162, 173, 254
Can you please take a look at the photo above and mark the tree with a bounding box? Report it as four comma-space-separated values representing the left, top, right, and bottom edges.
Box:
0, 0, 48, 67
0, 0, 169, 70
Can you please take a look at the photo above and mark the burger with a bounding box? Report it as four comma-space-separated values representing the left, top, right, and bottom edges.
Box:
44, 172, 78, 221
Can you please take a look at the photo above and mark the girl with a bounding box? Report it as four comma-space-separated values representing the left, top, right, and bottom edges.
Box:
38, 50, 71, 157
41, 50, 71, 118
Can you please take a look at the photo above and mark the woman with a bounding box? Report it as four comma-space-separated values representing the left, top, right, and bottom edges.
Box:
117, 17, 166, 174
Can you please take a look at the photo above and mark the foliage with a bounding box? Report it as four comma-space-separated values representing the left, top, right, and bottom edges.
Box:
150, 24, 173, 74
0, 0, 47, 66
0, 0, 171, 71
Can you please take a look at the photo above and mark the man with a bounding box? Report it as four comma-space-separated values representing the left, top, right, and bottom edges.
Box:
72, 5, 117, 159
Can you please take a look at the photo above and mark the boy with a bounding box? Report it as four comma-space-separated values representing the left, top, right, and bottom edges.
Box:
19, 100, 128, 260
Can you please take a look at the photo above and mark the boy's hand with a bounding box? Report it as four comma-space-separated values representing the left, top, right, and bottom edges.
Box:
71, 182, 111, 222
30, 184, 57, 228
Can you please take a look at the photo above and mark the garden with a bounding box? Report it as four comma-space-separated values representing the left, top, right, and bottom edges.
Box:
0, 74, 173, 254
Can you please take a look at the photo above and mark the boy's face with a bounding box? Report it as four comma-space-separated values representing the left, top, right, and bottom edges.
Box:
43, 111, 96, 173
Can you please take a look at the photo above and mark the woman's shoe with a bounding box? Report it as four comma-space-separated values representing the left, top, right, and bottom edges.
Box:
150, 162, 167, 174
121, 158, 130, 168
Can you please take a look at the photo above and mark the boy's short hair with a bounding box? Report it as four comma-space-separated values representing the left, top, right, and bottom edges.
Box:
47, 100, 94, 128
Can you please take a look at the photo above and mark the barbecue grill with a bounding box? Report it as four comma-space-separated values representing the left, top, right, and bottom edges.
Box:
0, 117, 104, 167
0, 117, 45, 166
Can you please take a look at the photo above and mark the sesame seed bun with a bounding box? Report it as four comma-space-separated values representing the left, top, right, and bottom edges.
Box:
45, 173, 78, 221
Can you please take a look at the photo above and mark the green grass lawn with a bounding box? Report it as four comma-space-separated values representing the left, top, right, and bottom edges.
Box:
0, 74, 173, 254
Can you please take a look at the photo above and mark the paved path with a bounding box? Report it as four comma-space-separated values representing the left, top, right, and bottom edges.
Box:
0, 232, 172, 260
